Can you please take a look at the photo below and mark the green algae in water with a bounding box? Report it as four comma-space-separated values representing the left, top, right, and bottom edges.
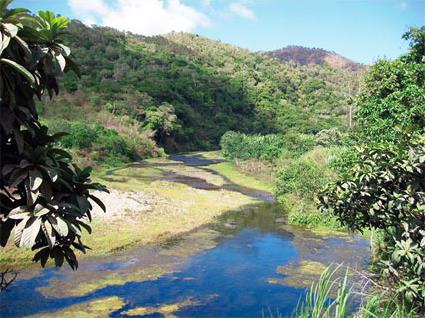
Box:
0, 153, 370, 318
123, 298, 202, 318
28, 296, 126, 318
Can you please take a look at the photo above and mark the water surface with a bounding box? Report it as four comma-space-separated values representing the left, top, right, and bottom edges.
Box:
0, 153, 370, 317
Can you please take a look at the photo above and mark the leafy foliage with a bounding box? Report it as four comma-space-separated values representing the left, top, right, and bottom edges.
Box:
355, 35, 425, 144
319, 139, 425, 305
0, 1, 106, 269
315, 128, 343, 147
40, 21, 361, 152
55, 120, 140, 165
274, 159, 331, 199
319, 27, 425, 311
220, 131, 315, 162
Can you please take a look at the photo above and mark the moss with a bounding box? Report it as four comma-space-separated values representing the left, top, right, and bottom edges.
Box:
278, 260, 327, 276
159, 229, 220, 257
39, 264, 174, 298
2, 152, 271, 269
123, 298, 201, 318
267, 260, 328, 289
307, 227, 352, 239
70, 267, 169, 297
28, 296, 125, 318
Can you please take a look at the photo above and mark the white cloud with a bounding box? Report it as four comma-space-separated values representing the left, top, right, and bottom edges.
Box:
228, 2, 256, 20
400, 1, 407, 10
69, 0, 210, 35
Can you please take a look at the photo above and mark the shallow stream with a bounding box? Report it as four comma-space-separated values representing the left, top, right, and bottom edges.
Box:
0, 153, 370, 317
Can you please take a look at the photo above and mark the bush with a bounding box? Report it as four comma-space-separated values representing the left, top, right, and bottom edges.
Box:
274, 159, 331, 198
220, 131, 315, 162
278, 132, 316, 159
279, 193, 340, 228
319, 139, 425, 308
45, 119, 147, 166
221, 131, 284, 161
315, 128, 342, 147
220, 131, 246, 159
60, 121, 97, 149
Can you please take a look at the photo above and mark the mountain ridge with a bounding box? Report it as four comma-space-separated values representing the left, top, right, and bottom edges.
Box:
41, 22, 362, 153
266, 45, 365, 71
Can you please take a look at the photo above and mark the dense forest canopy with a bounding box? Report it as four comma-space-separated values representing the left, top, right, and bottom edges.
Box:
40, 20, 363, 152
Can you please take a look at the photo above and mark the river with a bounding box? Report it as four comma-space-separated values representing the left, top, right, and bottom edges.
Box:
0, 153, 370, 317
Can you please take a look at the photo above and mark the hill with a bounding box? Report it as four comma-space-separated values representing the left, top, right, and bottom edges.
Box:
41, 21, 363, 154
267, 46, 364, 71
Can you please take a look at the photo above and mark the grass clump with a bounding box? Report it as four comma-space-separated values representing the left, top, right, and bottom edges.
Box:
292, 265, 352, 318
357, 293, 421, 318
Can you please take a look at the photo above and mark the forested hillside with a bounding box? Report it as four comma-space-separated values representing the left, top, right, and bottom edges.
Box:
41, 21, 362, 154
267, 45, 364, 71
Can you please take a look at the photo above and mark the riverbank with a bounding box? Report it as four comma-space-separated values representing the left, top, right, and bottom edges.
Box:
0, 152, 373, 318
0, 152, 273, 270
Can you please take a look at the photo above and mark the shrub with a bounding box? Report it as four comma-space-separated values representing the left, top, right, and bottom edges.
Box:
0, 5, 106, 270
60, 121, 97, 149
220, 131, 315, 162
315, 128, 342, 147
279, 132, 316, 159
220, 131, 247, 159
45, 119, 146, 166
319, 139, 425, 308
274, 159, 331, 199
279, 193, 340, 228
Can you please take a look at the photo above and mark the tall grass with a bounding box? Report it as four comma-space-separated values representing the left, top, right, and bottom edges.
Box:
288, 265, 421, 318
292, 264, 352, 318
355, 293, 420, 318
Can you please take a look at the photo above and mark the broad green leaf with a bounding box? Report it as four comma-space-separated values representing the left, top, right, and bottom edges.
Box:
49, 215, 68, 237
0, 32, 10, 55
89, 194, 106, 212
20, 217, 41, 248
30, 169, 43, 191
34, 204, 50, 217
3, 23, 18, 37
13, 217, 28, 247
56, 53, 66, 71
0, 58, 35, 84
41, 221, 55, 249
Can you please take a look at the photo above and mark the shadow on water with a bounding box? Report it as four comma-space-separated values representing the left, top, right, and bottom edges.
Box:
0, 153, 370, 318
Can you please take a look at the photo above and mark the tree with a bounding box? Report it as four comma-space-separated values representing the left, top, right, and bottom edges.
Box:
144, 102, 180, 145
319, 27, 425, 310
0, 1, 106, 270
354, 28, 425, 144
319, 140, 425, 305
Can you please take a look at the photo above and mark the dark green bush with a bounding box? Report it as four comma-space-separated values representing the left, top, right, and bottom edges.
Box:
60, 121, 97, 149
220, 131, 315, 162
278, 132, 316, 159
46, 119, 140, 165
274, 159, 331, 198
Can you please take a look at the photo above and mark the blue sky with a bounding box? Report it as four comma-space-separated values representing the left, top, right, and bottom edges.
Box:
12, 0, 425, 64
